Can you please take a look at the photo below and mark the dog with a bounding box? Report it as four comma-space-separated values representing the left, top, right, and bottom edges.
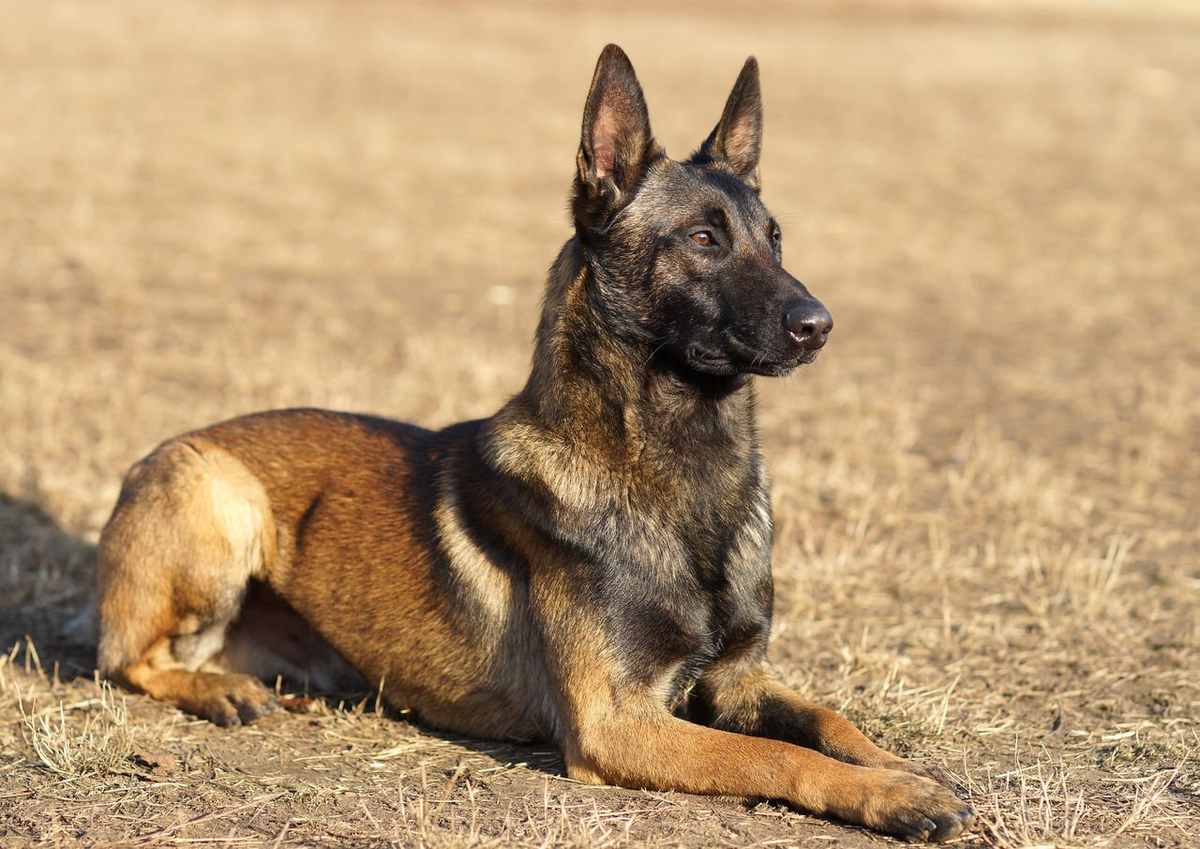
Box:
96, 45, 974, 842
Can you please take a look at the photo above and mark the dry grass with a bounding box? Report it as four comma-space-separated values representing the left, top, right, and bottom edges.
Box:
1, 0, 1197, 846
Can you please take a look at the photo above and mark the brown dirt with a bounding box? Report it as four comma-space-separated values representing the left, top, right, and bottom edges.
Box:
1, 1, 1197, 846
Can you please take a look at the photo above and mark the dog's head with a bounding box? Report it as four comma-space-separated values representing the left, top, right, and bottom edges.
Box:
572, 45, 831, 379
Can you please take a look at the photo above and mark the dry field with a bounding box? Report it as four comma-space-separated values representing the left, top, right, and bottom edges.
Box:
1, 1, 1198, 846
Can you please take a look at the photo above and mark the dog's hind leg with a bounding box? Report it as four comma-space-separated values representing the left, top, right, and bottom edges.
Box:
96, 438, 278, 726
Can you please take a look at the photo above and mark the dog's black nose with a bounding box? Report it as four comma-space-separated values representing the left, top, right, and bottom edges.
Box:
784, 300, 833, 349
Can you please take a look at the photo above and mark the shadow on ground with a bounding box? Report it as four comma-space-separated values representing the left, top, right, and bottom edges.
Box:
0, 493, 97, 678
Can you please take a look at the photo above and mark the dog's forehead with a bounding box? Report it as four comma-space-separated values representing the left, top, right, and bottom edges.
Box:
628, 159, 771, 232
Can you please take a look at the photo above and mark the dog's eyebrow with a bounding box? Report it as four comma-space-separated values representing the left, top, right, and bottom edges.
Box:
704, 207, 729, 230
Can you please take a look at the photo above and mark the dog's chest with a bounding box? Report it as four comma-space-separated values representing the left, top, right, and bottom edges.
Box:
589, 490, 774, 700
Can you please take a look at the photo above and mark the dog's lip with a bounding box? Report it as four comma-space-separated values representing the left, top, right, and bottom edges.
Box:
686, 338, 816, 377
724, 333, 818, 373
684, 348, 737, 374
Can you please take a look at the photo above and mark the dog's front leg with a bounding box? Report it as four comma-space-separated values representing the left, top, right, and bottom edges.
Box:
558, 685, 972, 843
694, 661, 959, 789
540, 606, 974, 845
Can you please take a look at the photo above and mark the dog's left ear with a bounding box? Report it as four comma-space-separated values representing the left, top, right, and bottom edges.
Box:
692, 57, 763, 192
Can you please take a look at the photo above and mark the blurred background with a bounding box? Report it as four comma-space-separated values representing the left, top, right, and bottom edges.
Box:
1, 1, 1197, 846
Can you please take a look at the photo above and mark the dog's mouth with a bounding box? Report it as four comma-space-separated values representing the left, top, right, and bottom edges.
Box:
684, 337, 818, 378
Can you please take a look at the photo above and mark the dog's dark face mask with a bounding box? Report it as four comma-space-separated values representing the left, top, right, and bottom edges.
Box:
573, 46, 832, 380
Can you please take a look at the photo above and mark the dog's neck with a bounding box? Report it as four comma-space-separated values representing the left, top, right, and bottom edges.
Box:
512, 239, 758, 467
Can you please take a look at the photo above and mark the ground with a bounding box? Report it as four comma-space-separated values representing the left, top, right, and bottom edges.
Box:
0, 0, 1197, 846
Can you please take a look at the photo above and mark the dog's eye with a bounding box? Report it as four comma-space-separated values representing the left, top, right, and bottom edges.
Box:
690, 231, 715, 247
771, 227, 781, 244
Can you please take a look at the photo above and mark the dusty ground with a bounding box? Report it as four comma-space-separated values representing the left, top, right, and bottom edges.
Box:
1, 0, 1198, 846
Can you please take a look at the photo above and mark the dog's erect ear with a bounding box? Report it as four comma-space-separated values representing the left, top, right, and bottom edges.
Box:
575, 44, 660, 225
693, 57, 763, 192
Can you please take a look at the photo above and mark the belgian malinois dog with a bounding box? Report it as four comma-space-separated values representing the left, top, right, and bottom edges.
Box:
97, 46, 974, 842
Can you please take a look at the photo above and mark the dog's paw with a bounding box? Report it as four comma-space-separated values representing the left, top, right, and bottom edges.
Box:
855, 769, 975, 843
192, 673, 276, 727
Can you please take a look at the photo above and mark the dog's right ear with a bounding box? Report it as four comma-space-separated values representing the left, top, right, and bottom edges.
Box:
575, 44, 660, 228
